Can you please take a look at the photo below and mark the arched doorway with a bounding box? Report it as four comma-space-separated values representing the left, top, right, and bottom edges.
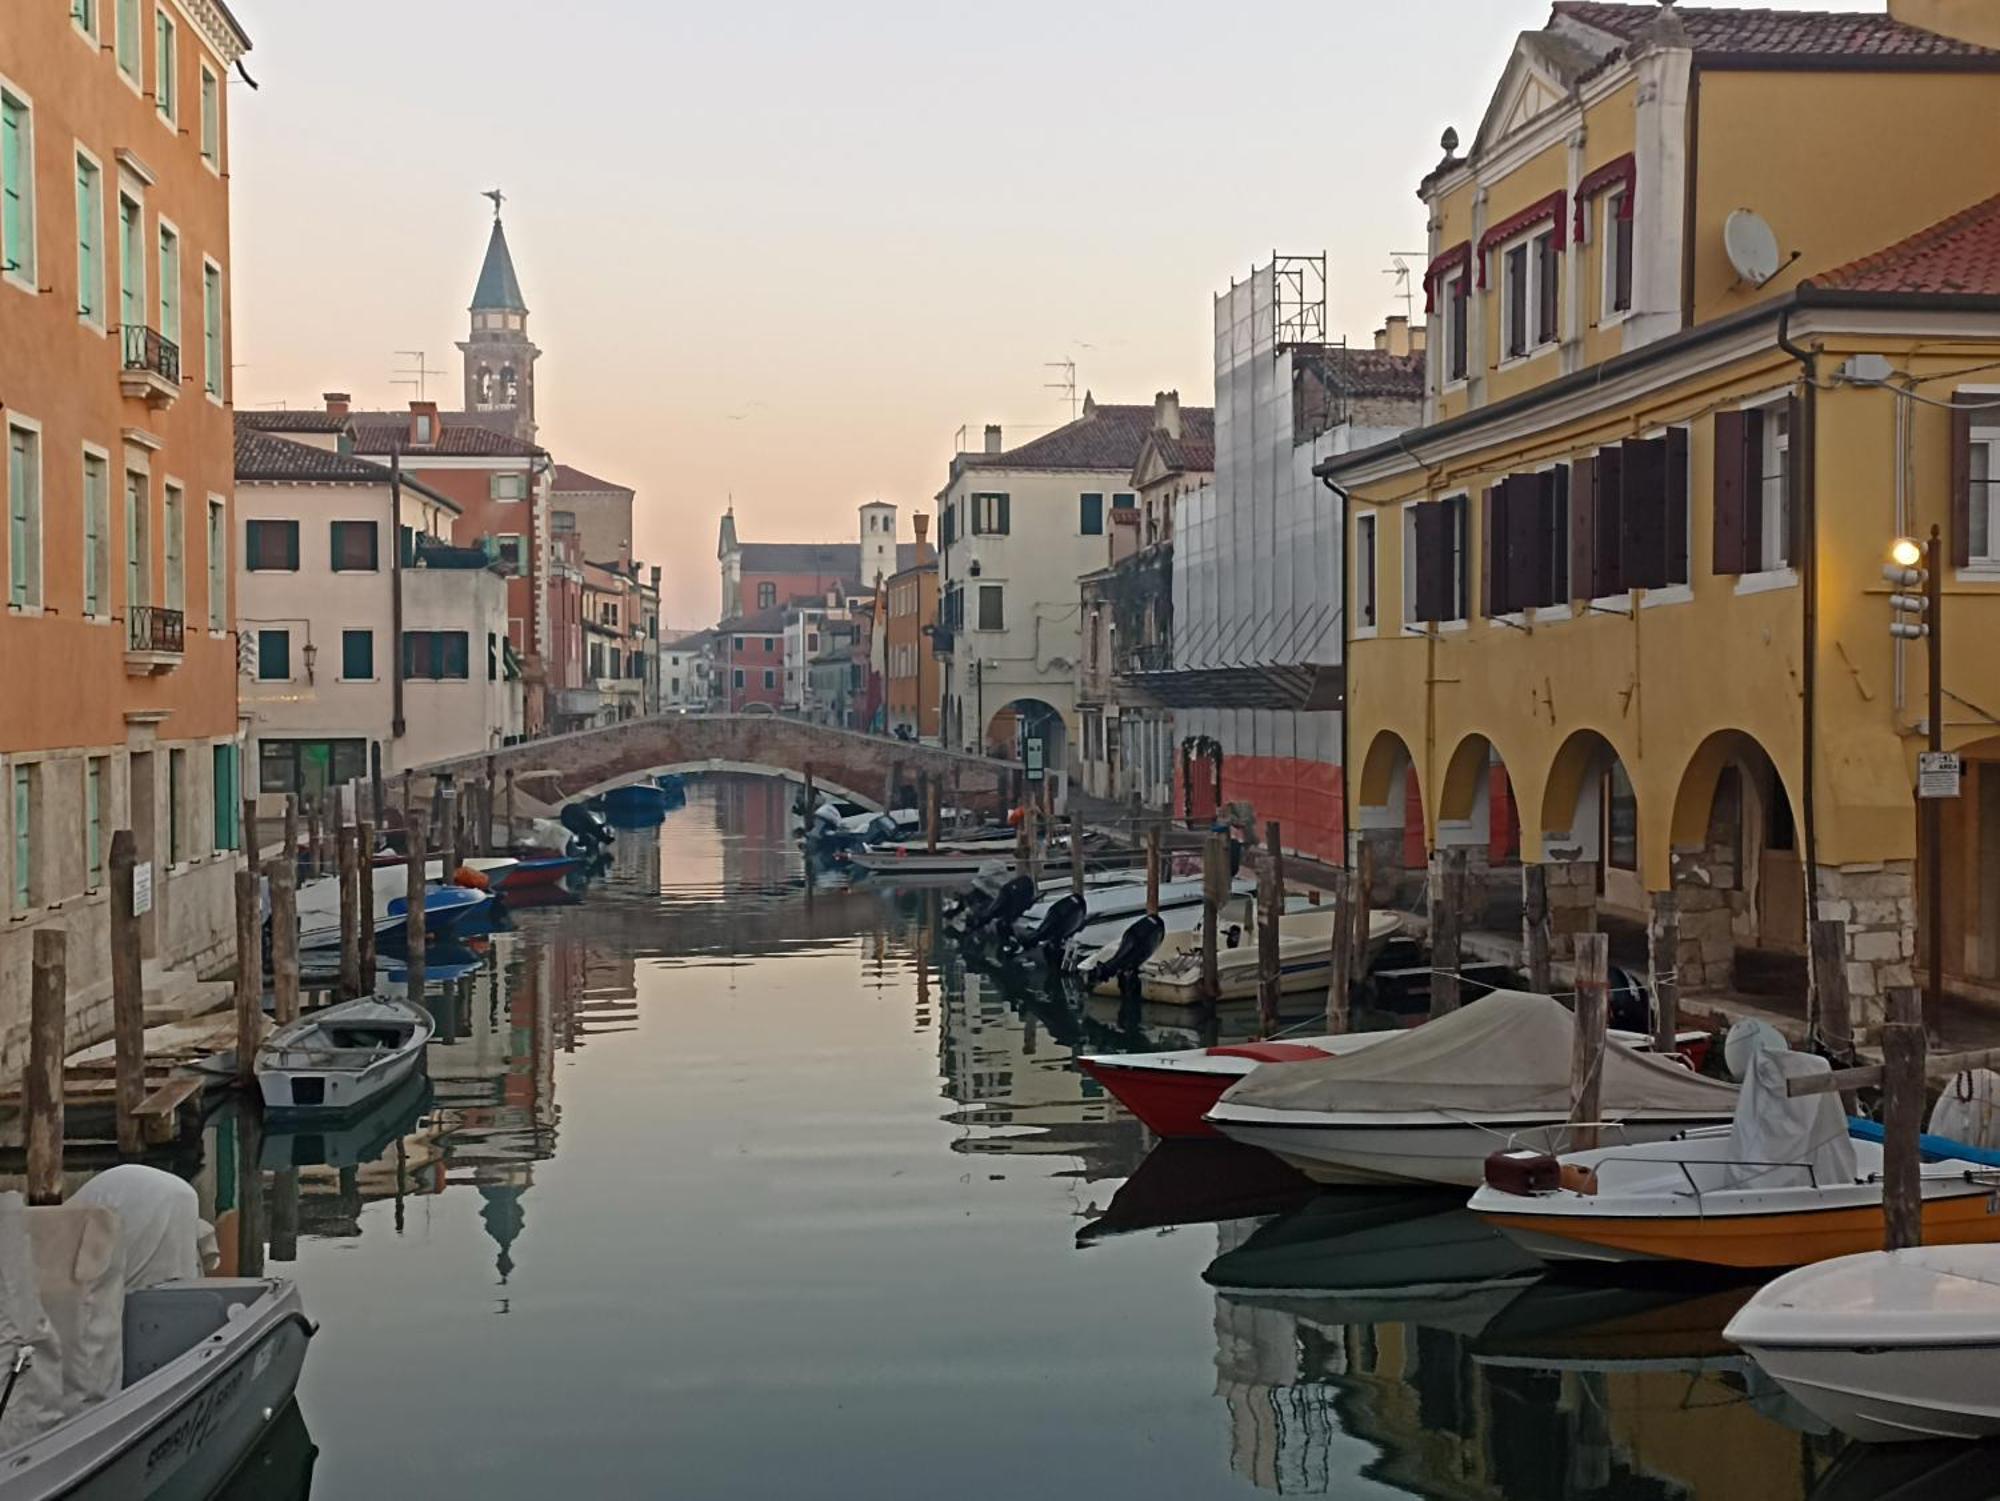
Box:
1667, 730, 1804, 995
988, 698, 1069, 804
1540, 728, 1644, 918
1354, 729, 1425, 903
1439, 732, 1523, 929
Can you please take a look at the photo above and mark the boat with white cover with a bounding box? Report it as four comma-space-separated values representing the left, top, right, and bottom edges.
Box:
1726, 1246, 2000, 1441
256, 995, 434, 1115
1206, 990, 1739, 1188
0, 1175, 312, 1499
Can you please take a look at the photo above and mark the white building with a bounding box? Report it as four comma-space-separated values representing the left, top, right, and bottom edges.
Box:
936, 398, 1211, 797
235, 430, 524, 812
660, 630, 716, 709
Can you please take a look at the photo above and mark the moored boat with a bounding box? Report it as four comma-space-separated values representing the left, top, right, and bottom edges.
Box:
1094, 906, 1405, 1004
255, 995, 435, 1116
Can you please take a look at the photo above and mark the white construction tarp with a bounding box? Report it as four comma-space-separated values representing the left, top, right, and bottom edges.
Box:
1219, 990, 1739, 1117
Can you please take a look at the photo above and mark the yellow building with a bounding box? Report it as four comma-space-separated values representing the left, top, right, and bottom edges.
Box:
1323, 1, 2000, 1023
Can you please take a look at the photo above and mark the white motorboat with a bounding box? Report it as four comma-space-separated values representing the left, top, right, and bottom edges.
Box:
1011, 874, 1249, 945
1091, 904, 1405, 1004
256, 995, 435, 1115
293, 865, 491, 951
1726, 1247, 2000, 1442
1206, 990, 1738, 1188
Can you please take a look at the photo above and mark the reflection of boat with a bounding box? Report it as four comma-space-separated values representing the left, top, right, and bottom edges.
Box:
260, 1072, 433, 1170
381, 940, 483, 985
1807, 1437, 2000, 1501
211, 1399, 318, 1501
1210, 991, 1737, 1188
1077, 1139, 1315, 1243
1472, 1280, 1757, 1366
1728, 1247, 2000, 1442
1103, 907, 1405, 1005
256, 996, 434, 1116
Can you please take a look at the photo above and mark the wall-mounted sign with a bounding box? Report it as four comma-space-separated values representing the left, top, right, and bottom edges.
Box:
1024, 736, 1045, 783
133, 862, 154, 916
1919, 751, 1961, 800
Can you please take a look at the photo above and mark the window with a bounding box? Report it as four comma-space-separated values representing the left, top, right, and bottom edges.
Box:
1486, 468, 1569, 615
115, 0, 140, 79
82, 451, 108, 615
329, 520, 378, 572
84, 756, 105, 887
211, 744, 238, 851
257, 738, 365, 797
156, 222, 179, 347
340, 629, 373, 680
1, 90, 34, 289
256, 627, 290, 681
1757, 408, 1790, 571
1501, 233, 1558, 359
12, 766, 33, 911
1534, 229, 1559, 347
162, 481, 183, 610
75, 153, 104, 324
199, 65, 220, 170
125, 468, 148, 606
1503, 244, 1528, 360
487, 632, 497, 681
117, 192, 142, 327
807, 632, 819, 653
491, 472, 527, 502
1355, 513, 1377, 630
8, 422, 41, 609
202, 261, 222, 397
731, 635, 744, 651
167, 747, 185, 864
1607, 762, 1639, 871
245, 518, 299, 571
976, 583, 1004, 631
732, 668, 745, 689
1079, 493, 1104, 535
971, 493, 1010, 536
763, 669, 775, 689
413, 413, 433, 444
205, 497, 224, 629
494, 534, 522, 575
154, 8, 177, 125
404, 630, 470, 680
756, 581, 776, 609
1444, 272, 1468, 383
1604, 190, 1633, 316
72, 0, 97, 37
1407, 495, 1469, 624
764, 636, 775, 651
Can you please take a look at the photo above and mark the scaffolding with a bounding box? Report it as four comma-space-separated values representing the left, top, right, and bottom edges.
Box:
1271, 253, 1328, 351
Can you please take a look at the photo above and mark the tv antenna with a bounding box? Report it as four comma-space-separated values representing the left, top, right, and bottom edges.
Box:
1386, 250, 1426, 325
1045, 359, 1078, 421
393, 350, 442, 402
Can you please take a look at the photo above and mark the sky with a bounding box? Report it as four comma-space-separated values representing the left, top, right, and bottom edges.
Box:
228, 0, 1880, 627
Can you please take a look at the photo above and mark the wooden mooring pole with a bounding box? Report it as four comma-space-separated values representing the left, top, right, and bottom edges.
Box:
27, 928, 66, 1205
338, 823, 361, 1000
1811, 918, 1856, 1064
357, 819, 377, 991
1069, 812, 1086, 899
110, 830, 144, 1158
1430, 848, 1465, 1018
1257, 821, 1284, 1035
504, 770, 517, 849
926, 775, 940, 854
1649, 889, 1679, 1058
1883, 985, 1927, 1251
1523, 863, 1553, 995
283, 793, 300, 880
305, 798, 322, 879
404, 827, 428, 993
1354, 842, 1374, 973
439, 785, 459, 881
234, 868, 263, 1090
1144, 826, 1162, 916
1326, 868, 1354, 1035
1199, 833, 1225, 1006
268, 849, 300, 1028
1569, 933, 1610, 1153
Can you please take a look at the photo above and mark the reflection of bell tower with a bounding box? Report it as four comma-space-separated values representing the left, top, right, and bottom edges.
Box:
458, 190, 540, 443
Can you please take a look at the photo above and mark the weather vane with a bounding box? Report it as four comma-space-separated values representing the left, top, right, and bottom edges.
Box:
483, 187, 505, 219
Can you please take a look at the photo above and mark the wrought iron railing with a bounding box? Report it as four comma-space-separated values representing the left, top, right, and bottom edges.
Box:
128, 605, 185, 654
121, 325, 180, 383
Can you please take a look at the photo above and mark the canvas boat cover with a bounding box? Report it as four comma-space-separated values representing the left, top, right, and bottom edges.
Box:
1930, 1068, 2000, 1150
72, 1164, 219, 1289
1721, 1029, 1857, 1190
1218, 990, 1738, 1118
0, 1194, 65, 1452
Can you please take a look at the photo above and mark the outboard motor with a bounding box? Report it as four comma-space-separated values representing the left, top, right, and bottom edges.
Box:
1081, 913, 1167, 998
560, 802, 614, 848
1607, 964, 1651, 1035
865, 813, 898, 844
1026, 893, 1090, 966
969, 874, 1039, 942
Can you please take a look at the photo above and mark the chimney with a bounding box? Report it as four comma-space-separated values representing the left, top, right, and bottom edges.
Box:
983, 424, 1003, 455
1153, 390, 1182, 440
913, 512, 932, 564
1376, 316, 1412, 358
323, 391, 351, 416
1408, 323, 1428, 354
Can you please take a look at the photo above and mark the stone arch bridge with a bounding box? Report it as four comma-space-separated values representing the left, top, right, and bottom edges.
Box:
418, 715, 1014, 815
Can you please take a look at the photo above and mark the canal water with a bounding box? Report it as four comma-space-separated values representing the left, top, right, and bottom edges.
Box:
202, 776, 1915, 1498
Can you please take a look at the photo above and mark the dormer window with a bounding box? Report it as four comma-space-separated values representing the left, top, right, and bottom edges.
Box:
414, 413, 434, 444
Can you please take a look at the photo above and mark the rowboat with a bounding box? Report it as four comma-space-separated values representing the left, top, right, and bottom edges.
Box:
1726, 1246, 2000, 1441
255, 996, 434, 1116
1470, 1034, 2000, 1269
1206, 990, 1738, 1188
1094, 906, 1405, 1005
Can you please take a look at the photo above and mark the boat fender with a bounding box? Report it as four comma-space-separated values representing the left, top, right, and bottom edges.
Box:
1557, 1162, 1600, 1196
454, 866, 491, 891
1483, 1149, 1560, 1196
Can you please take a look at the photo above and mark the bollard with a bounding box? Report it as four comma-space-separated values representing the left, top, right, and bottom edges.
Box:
1326, 868, 1354, 1035
1649, 890, 1680, 1058
27, 929, 66, 1205
1429, 849, 1465, 1018
338, 823, 361, 1000
404, 827, 428, 993
1257, 821, 1283, 1035
268, 854, 300, 1028
109, 830, 145, 1157
234, 868, 263, 1089
358, 819, 377, 991
1569, 933, 1610, 1153
1523, 864, 1553, 995
1883, 985, 1927, 1250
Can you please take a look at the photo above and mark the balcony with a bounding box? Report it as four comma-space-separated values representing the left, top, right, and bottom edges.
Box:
124, 605, 185, 676
120, 326, 182, 408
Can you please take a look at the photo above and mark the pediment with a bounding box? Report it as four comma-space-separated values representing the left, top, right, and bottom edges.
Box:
1470, 32, 1611, 161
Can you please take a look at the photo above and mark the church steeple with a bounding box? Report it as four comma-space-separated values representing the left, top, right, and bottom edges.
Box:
458, 191, 541, 443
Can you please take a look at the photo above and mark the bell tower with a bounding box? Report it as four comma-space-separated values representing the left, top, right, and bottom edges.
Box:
458, 190, 541, 443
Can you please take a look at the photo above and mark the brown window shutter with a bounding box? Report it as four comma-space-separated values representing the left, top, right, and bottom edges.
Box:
1505, 473, 1543, 609
1620, 436, 1668, 590
1571, 456, 1597, 599
1411, 501, 1443, 622
1665, 426, 1689, 585
1542, 465, 1571, 603
1596, 446, 1626, 596
1482, 487, 1498, 617
1952, 392, 1974, 569
1712, 408, 1750, 576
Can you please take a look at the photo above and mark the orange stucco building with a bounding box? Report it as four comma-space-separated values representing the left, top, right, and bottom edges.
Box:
0, 0, 253, 1065
884, 516, 939, 740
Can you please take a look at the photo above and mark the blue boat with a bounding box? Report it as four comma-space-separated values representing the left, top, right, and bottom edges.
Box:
592, 782, 669, 820
655, 772, 687, 801
379, 885, 491, 950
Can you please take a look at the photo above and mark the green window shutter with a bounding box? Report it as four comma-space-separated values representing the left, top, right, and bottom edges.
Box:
1, 97, 31, 281
12, 769, 30, 910
75, 157, 100, 320
203, 264, 222, 394
1080, 493, 1103, 535
342, 629, 373, 680
257, 628, 289, 680
212, 744, 237, 850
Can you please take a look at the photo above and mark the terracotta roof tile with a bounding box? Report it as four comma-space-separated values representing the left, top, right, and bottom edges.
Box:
235, 409, 349, 434
234, 429, 393, 484
1808, 192, 2000, 296
960, 403, 1217, 474
551, 463, 632, 494
1553, 2, 2000, 62
347, 419, 544, 459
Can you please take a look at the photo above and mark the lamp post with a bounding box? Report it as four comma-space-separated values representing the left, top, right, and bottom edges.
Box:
1886, 527, 1944, 1028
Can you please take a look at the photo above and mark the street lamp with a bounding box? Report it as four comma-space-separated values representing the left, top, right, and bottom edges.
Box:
1884, 527, 1945, 1029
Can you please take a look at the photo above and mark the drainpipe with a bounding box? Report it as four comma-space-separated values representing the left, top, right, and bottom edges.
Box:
1320, 473, 1354, 867
391, 448, 406, 739
1777, 302, 1821, 1020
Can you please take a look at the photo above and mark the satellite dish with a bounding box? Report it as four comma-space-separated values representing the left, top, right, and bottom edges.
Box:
1724, 209, 1782, 288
